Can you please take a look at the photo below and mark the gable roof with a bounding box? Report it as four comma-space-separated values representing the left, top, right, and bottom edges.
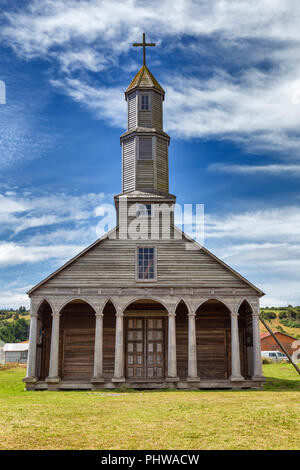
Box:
260, 331, 298, 341
126, 65, 164, 93
28, 225, 264, 296
4, 343, 29, 352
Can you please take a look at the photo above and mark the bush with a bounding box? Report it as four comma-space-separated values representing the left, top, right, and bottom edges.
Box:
261, 311, 276, 321
262, 357, 271, 364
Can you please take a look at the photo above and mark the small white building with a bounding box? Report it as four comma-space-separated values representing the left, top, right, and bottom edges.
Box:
0, 340, 5, 364
4, 342, 28, 364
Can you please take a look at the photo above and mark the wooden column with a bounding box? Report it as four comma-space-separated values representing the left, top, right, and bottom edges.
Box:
166, 312, 179, 382
187, 313, 199, 382
91, 312, 104, 384
25, 312, 38, 381
230, 312, 244, 381
46, 312, 61, 384
252, 312, 264, 380
112, 312, 125, 382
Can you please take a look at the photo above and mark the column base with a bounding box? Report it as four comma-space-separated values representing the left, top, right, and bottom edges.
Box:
230, 375, 245, 382
166, 377, 180, 382
111, 377, 126, 384
252, 375, 265, 381
46, 377, 60, 390
23, 376, 38, 384
91, 376, 105, 383
187, 377, 200, 383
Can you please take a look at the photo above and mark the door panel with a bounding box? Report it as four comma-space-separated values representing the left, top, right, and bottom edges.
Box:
127, 318, 144, 378
126, 317, 165, 379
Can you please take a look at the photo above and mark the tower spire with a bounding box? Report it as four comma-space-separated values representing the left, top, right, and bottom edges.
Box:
133, 32, 156, 66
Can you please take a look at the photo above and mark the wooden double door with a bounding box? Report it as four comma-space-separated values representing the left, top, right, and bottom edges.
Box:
126, 317, 165, 379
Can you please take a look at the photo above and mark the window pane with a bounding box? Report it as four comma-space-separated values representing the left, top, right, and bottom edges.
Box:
137, 247, 155, 280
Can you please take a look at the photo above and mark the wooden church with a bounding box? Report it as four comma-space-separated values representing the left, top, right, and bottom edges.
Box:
24, 35, 265, 390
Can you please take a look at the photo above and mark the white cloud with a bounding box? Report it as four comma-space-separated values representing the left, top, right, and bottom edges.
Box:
209, 163, 300, 175
0, 242, 83, 266
0, 286, 31, 309
0, 190, 112, 236
205, 206, 300, 242
50, 78, 125, 127
2, 1, 300, 154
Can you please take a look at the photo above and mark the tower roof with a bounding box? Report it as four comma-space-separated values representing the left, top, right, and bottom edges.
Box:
126, 65, 164, 94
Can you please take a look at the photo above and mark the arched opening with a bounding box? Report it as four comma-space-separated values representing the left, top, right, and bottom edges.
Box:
59, 299, 96, 381
195, 299, 232, 380
124, 299, 167, 380
102, 300, 117, 378
175, 300, 189, 380
37, 300, 52, 380
238, 300, 253, 379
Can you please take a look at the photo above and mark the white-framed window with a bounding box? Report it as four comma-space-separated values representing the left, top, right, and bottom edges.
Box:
136, 246, 156, 281
136, 204, 153, 218
138, 137, 152, 160
140, 94, 150, 110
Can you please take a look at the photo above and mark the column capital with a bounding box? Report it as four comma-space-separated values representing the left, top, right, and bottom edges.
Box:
51, 312, 61, 318
168, 312, 176, 317
95, 312, 104, 318
116, 312, 124, 317
252, 312, 260, 317
187, 312, 196, 317
30, 313, 39, 319
230, 312, 239, 317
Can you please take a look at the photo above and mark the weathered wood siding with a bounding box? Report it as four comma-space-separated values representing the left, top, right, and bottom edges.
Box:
152, 91, 162, 130
60, 303, 95, 380
136, 160, 154, 190
128, 91, 137, 129
156, 137, 169, 193
103, 303, 116, 378
39, 235, 250, 289
195, 302, 247, 379
176, 307, 188, 379
123, 137, 135, 192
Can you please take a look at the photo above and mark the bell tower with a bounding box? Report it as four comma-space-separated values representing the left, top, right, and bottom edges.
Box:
115, 34, 176, 232
120, 33, 171, 195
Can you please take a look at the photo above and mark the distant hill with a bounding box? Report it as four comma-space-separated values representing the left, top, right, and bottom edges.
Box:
0, 307, 30, 343
260, 306, 300, 339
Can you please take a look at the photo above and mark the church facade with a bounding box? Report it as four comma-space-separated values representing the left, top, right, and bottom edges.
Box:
24, 38, 265, 390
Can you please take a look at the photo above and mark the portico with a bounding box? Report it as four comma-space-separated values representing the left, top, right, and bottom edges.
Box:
24, 292, 264, 390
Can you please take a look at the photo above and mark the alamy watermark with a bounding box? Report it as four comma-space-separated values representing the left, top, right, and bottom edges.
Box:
95, 197, 204, 248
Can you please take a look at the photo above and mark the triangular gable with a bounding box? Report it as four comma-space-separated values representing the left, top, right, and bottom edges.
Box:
28, 225, 264, 296
174, 226, 264, 296
27, 227, 117, 295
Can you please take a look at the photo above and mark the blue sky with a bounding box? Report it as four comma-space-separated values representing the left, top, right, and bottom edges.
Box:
1, 0, 300, 308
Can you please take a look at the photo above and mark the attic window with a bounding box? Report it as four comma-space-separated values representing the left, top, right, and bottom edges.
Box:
141, 94, 150, 110
137, 247, 155, 280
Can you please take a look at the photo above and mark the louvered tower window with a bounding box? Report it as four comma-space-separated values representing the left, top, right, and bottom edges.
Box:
138, 137, 152, 160
141, 94, 150, 110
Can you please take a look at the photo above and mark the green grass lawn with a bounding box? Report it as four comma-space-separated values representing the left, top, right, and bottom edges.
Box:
0, 364, 299, 450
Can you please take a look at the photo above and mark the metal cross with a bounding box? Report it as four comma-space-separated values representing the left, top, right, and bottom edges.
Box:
133, 33, 155, 66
